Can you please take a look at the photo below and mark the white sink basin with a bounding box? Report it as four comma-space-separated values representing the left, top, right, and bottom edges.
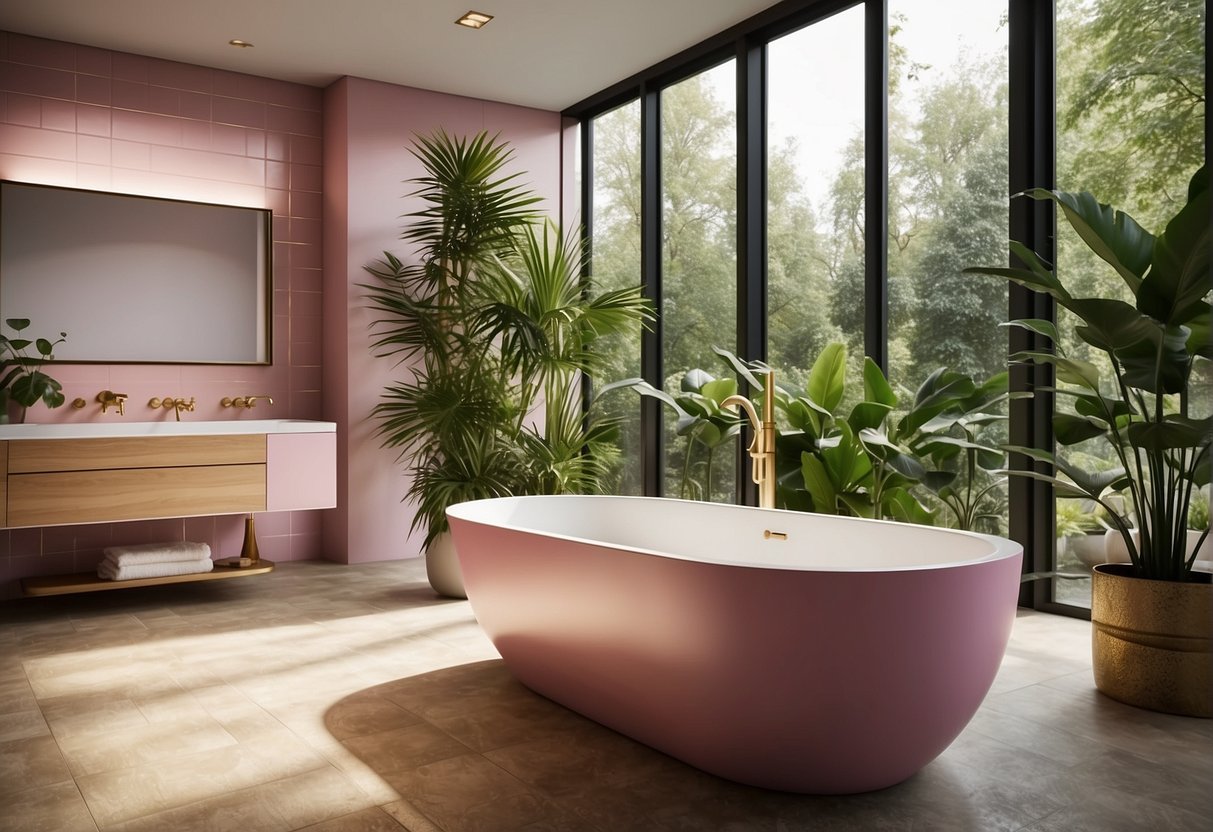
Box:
0, 419, 336, 440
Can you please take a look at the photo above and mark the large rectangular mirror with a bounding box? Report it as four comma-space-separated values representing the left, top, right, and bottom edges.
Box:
0, 181, 272, 364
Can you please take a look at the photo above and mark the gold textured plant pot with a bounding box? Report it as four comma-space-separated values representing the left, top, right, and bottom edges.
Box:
1091, 564, 1212, 718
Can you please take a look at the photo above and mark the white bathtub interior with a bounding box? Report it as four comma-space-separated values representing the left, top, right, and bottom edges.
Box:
449, 495, 1018, 571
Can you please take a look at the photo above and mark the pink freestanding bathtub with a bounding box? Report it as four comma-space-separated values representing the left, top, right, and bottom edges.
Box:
446, 494, 1022, 794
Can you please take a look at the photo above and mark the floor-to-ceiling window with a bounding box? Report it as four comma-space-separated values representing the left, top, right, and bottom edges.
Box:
1051, 0, 1207, 608
660, 61, 738, 502
886, 0, 1010, 535
588, 101, 644, 495
572, 0, 1206, 617
766, 7, 865, 394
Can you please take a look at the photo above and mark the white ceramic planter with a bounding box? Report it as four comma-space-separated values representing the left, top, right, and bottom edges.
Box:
425, 532, 467, 599
1103, 528, 1211, 571
1066, 533, 1108, 570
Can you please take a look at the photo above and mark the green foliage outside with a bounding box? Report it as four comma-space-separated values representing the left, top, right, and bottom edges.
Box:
587, 0, 1205, 550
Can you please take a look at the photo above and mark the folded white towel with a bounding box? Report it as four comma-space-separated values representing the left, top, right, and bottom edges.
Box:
97, 557, 214, 582
101, 541, 211, 567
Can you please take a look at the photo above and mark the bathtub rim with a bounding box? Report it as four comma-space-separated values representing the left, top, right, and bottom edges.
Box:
446, 494, 1022, 573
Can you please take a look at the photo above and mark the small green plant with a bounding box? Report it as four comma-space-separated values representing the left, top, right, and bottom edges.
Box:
1188, 489, 1210, 532
0, 318, 67, 417
601, 368, 743, 500
1056, 499, 1108, 537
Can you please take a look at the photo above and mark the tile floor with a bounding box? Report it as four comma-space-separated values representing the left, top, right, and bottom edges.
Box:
0, 559, 1210, 831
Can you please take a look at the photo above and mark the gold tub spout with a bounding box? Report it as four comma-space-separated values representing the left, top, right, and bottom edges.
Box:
722, 370, 777, 509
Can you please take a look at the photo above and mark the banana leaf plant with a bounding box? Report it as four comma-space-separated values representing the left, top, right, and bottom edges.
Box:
910, 371, 1015, 531
715, 345, 1009, 528
600, 369, 742, 500
965, 164, 1210, 581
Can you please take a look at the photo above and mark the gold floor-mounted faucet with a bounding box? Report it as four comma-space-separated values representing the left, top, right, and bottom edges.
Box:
149, 396, 196, 421
722, 370, 777, 509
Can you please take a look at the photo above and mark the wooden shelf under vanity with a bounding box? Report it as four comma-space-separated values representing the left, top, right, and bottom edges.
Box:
21, 560, 276, 597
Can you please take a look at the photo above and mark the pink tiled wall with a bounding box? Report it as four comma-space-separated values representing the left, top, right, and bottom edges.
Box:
0, 31, 326, 596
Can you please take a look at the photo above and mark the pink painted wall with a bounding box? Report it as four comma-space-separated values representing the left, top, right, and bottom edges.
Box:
323, 76, 562, 564
0, 31, 326, 596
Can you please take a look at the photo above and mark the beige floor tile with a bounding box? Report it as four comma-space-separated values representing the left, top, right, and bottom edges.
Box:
76, 731, 330, 826
0, 708, 51, 743
429, 692, 591, 753
383, 754, 531, 825
0, 677, 39, 716
38, 693, 150, 740
57, 714, 238, 776
324, 691, 424, 740
295, 806, 409, 831
0, 780, 98, 832
0, 734, 73, 799
341, 722, 471, 776
106, 765, 375, 832
132, 685, 216, 724
483, 724, 682, 799
379, 799, 443, 832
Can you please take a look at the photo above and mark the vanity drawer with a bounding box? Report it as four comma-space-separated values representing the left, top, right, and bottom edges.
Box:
6, 464, 267, 527
7, 435, 266, 474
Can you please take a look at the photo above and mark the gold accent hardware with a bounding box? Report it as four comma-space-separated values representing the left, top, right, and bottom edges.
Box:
763, 530, 788, 540
149, 396, 196, 421
222, 395, 274, 409
240, 513, 260, 564
96, 390, 128, 415
1092, 564, 1212, 717
722, 370, 778, 509
71, 398, 87, 409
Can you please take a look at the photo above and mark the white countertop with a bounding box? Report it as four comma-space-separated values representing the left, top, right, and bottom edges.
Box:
0, 419, 336, 440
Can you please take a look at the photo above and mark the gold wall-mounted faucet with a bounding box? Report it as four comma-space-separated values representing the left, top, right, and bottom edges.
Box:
221, 395, 274, 409
722, 370, 777, 509
149, 396, 196, 421
96, 390, 128, 415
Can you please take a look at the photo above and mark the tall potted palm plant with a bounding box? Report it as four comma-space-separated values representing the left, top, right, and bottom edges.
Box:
968, 165, 1210, 717
365, 131, 651, 597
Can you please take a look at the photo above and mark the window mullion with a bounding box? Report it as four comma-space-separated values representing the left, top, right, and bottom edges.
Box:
1008, 0, 1059, 612
736, 39, 768, 507
864, 0, 889, 372
640, 84, 664, 497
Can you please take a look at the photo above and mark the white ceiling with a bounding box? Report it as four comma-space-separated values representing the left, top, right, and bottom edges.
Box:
0, 0, 783, 111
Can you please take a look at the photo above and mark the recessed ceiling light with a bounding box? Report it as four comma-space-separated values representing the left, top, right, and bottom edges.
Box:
228, 39, 254, 48
455, 11, 493, 29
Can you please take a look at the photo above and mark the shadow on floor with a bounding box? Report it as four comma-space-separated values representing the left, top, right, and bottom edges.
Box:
324, 660, 999, 832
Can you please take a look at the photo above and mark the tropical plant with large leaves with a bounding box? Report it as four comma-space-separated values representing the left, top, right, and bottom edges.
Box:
753, 343, 1008, 528
966, 165, 1210, 581
600, 367, 743, 500
631, 344, 1007, 528
364, 130, 651, 547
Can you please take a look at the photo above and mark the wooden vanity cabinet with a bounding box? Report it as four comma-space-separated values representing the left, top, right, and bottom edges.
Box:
1, 435, 269, 528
